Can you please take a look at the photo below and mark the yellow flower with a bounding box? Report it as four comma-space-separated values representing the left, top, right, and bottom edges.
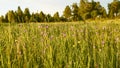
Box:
73, 45, 76, 47
78, 41, 80, 43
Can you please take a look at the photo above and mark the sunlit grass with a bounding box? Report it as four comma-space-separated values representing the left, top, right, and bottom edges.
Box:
0, 22, 120, 68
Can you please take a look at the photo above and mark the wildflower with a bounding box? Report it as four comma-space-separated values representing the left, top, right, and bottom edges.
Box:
46, 25, 49, 29
42, 49, 46, 54
93, 46, 95, 49
95, 32, 98, 35
115, 37, 119, 42
15, 40, 18, 43
62, 33, 66, 37
99, 49, 102, 52
40, 32, 44, 35
72, 34, 75, 37
23, 29, 27, 33
77, 30, 79, 33
50, 35, 54, 40
95, 64, 98, 68
102, 26, 106, 30
38, 25, 42, 28
102, 41, 105, 46
80, 29, 83, 33
70, 26, 74, 31
43, 32, 47, 37
78, 41, 80, 44
102, 44, 104, 47
18, 24, 23, 27
69, 61, 72, 65
73, 45, 76, 47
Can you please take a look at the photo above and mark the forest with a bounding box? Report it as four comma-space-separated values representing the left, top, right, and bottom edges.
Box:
0, 0, 120, 23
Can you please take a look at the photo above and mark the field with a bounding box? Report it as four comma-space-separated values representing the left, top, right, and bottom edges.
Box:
0, 21, 120, 68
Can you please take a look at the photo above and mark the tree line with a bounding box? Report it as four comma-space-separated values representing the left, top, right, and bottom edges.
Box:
0, 0, 120, 23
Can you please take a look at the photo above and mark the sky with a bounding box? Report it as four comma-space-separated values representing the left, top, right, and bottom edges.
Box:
0, 0, 112, 16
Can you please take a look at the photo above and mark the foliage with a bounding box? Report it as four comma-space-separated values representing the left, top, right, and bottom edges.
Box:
0, 16, 5, 23
39, 11, 46, 22
46, 14, 54, 22
91, 10, 98, 19
24, 8, 31, 23
29, 13, 37, 22
79, 0, 107, 20
72, 3, 81, 21
8, 10, 16, 23
108, 1, 120, 18
63, 5, 72, 21
17, 6, 24, 23
0, 0, 120, 23
53, 12, 60, 22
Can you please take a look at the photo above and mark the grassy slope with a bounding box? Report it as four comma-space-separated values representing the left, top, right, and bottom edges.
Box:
0, 21, 120, 68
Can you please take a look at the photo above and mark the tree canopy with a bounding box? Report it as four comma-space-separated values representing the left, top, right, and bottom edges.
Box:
0, 0, 120, 23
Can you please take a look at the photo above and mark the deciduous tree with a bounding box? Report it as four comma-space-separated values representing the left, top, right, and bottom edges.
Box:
17, 6, 24, 22
46, 14, 54, 22
8, 10, 16, 23
24, 8, 31, 22
63, 5, 72, 21
53, 12, 60, 22
0, 15, 5, 23
72, 3, 80, 21
108, 1, 120, 18
39, 11, 46, 22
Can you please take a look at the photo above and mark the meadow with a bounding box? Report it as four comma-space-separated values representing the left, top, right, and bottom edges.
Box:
0, 21, 120, 68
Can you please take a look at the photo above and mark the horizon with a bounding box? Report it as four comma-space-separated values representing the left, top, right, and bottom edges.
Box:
0, 0, 112, 16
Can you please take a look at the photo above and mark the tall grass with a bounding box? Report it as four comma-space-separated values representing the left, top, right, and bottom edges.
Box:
0, 22, 120, 68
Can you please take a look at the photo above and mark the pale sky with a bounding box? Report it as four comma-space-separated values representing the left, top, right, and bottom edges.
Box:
0, 0, 112, 16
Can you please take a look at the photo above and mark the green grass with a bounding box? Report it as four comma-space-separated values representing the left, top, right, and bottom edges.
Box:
0, 22, 120, 68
